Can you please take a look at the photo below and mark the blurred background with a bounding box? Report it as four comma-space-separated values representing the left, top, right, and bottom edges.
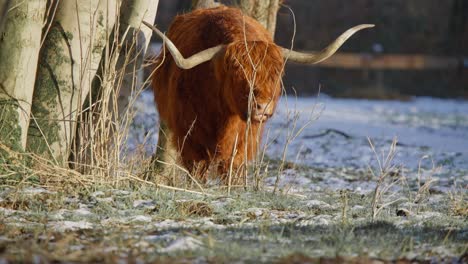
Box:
153, 0, 468, 99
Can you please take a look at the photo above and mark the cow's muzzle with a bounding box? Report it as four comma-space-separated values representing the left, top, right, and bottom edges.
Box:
252, 102, 274, 122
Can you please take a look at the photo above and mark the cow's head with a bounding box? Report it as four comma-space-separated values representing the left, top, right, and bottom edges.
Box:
217, 41, 283, 122
143, 21, 373, 122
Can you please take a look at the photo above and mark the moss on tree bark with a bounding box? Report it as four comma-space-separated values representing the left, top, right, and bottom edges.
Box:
27, 1, 117, 165
0, 0, 47, 153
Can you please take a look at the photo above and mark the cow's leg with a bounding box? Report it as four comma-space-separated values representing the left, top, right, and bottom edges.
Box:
183, 159, 210, 186
146, 121, 179, 185
217, 157, 247, 187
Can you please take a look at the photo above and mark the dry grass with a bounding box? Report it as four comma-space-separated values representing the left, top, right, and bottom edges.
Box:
368, 137, 407, 220
448, 184, 468, 217
412, 156, 440, 213
176, 200, 214, 217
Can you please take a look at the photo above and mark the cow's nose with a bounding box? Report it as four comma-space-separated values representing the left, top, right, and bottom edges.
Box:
252, 102, 274, 122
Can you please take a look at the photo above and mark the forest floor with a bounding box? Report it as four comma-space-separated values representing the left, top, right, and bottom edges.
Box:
0, 92, 467, 263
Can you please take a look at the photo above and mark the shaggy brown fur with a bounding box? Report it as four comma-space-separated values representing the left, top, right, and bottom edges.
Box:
152, 6, 284, 183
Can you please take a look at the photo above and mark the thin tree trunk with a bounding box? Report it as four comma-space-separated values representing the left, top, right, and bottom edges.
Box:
27, 0, 116, 165
87, 0, 159, 115
73, 0, 159, 170
192, 0, 220, 9
112, 0, 159, 117
240, 0, 280, 38
0, 0, 46, 153
0, 0, 12, 34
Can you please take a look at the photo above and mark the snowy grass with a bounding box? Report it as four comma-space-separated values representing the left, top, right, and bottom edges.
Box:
0, 181, 466, 263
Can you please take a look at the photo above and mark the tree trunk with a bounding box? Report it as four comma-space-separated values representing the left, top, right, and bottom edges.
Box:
112, 0, 159, 118
0, 0, 12, 34
0, 0, 46, 154
192, 0, 220, 9
27, 0, 117, 165
73, 0, 159, 170
86, 0, 159, 115
240, 0, 280, 38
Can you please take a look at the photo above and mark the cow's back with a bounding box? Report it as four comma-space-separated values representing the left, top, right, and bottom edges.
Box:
167, 6, 273, 56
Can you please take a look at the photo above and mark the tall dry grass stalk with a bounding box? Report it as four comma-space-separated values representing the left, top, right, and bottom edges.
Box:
412, 155, 440, 212
73, 18, 141, 183
448, 182, 467, 217
368, 137, 407, 220
271, 90, 324, 194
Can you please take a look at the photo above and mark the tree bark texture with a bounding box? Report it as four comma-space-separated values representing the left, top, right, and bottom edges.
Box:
192, 0, 220, 9
0, 0, 47, 153
112, 0, 159, 117
73, 0, 159, 169
88, 0, 159, 115
27, 0, 117, 165
240, 0, 280, 38
0, 0, 12, 34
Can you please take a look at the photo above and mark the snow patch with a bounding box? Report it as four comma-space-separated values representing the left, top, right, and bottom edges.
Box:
160, 237, 203, 253
49, 221, 93, 232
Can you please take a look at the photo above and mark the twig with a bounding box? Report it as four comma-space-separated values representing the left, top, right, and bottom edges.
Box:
228, 134, 239, 196
153, 159, 206, 194
304, 128, 352, 139
126, 174, 215, 197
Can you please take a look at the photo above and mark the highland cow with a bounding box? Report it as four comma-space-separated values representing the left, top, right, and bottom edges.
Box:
143, 6, 372, 184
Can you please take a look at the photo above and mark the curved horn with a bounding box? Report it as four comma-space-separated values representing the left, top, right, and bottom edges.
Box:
142, 21, 224, 69
282, 24, 374, 64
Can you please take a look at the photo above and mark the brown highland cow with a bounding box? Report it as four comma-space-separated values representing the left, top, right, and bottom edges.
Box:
144, 6, 372, 184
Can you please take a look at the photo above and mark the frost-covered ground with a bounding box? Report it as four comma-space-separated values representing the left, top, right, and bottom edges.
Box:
1, 185, 466, 263
268, 95, 468, 170
130, 91, 468, 194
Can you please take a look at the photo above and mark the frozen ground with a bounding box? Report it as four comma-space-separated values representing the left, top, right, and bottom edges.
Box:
268, 94, 468, 169
130, 90, 468, 193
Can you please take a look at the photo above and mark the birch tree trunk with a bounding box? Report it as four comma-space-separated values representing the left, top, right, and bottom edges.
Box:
27, 0, 117, 165
0, 0, 12, 34
73, 0, 159, 169
112, 0, 159, 117
192, 0, 220, 9
87, 0, 159, 117
0, 0, 46, 154
240, 0, 280, 38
